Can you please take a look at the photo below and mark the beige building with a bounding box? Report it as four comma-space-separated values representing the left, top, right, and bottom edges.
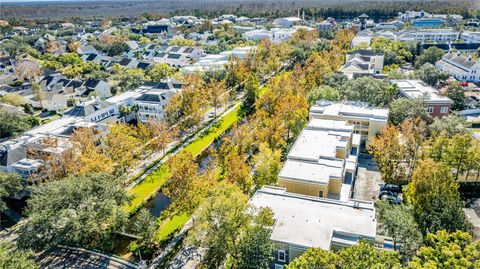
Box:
278, 118, 360, 200
309, 101, 389, 148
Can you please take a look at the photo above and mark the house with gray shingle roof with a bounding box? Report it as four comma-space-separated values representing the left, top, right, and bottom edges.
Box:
436, 51, 480, 82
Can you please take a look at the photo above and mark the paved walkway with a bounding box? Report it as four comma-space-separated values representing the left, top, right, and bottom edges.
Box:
353, 154, 384, 201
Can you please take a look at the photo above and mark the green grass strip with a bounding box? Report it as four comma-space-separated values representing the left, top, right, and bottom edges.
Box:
124, 104, 242, 214
155, 213, 190, 242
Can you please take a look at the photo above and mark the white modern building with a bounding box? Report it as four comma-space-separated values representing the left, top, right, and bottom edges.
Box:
309, 101, 389, 147
249, 186, 376, 268
436, 52, 480, 82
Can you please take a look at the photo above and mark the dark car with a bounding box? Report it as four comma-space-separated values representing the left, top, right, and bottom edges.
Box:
380, 184, 400, 194
380, 193, 402, 204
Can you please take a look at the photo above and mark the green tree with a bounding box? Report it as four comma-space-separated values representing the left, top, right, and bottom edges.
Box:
429, 114, 470, 137
131, 208, 158, 252
409, 230, 480, 269
415, 47, 445, 68
376, 201, 423, 260
236, 208, 275, 269
17, 173, 128, 251
146, 63, 174, 81
388, 97, 429, 125
338, 76, 394, 106
106, 41, 129, 56
307, 85, 341, 105
0, 171, 23, 213
243, 74, 260, 112
443, 133, 474, 181
338, 241, 402, 269
287, 248, 340, 269
188, 183, 250, 268
406, 159, 467, 233
418, 195, 472, 234
446, 82, 465, 111
415, 63, 450, 87
0, 110, 31, 139
0, 242, 38, 269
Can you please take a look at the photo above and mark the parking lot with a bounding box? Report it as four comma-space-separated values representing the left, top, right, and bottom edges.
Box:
352, 154, 384, 202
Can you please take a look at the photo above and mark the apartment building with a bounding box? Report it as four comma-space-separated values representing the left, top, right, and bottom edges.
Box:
411, 29, 459, 43
278, 118, 360, 200
309, 101, 389, 148
436, 52, 480, 82
391, 79, 453, 118
249, 186, 376, 268
460, 31, 480, 44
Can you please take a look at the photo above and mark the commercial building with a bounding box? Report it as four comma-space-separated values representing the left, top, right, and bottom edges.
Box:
278, 118, 360, 200
309, 101, 389, 148
249, 186, 376, 268
391, 79, 453, 118
436, 52, 480, 83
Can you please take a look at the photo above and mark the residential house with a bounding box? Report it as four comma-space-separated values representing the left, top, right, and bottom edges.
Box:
249, 186, 376, 268
436, 52, 480, 82
391, 79, 453, 118
134, 79, 183, 122
341, 49, 384, 79
309, 100, 389, 148
317, 18, 336, 30
80, 79, 112, 98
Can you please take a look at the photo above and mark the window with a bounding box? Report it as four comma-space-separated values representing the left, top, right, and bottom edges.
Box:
319, 190, 324, 197
275, 264, 284, 269
426, 107, 434, 113
440, 107, 449, 113
278, 250, 286, 262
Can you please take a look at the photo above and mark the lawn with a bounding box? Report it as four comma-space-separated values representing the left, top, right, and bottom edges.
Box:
124, 104, 242, 214
155, 213, 190, 242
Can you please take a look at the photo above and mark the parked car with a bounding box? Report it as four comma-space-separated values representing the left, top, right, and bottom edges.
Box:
380, 193, 402, 204
380, 184, 400, 194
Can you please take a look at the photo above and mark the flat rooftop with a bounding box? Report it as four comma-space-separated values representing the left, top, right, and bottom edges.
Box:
279, 159, 343, 185
391, 79, 453, 104
249, 186, 376, 249
310, 101, 388, 122
288, 129, 349, 161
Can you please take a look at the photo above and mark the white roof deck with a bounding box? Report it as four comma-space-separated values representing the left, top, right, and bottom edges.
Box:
310, 101, 389, 122
279, 159, 343, 185
250, 187, 376, 250
287, 129, 348, 161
